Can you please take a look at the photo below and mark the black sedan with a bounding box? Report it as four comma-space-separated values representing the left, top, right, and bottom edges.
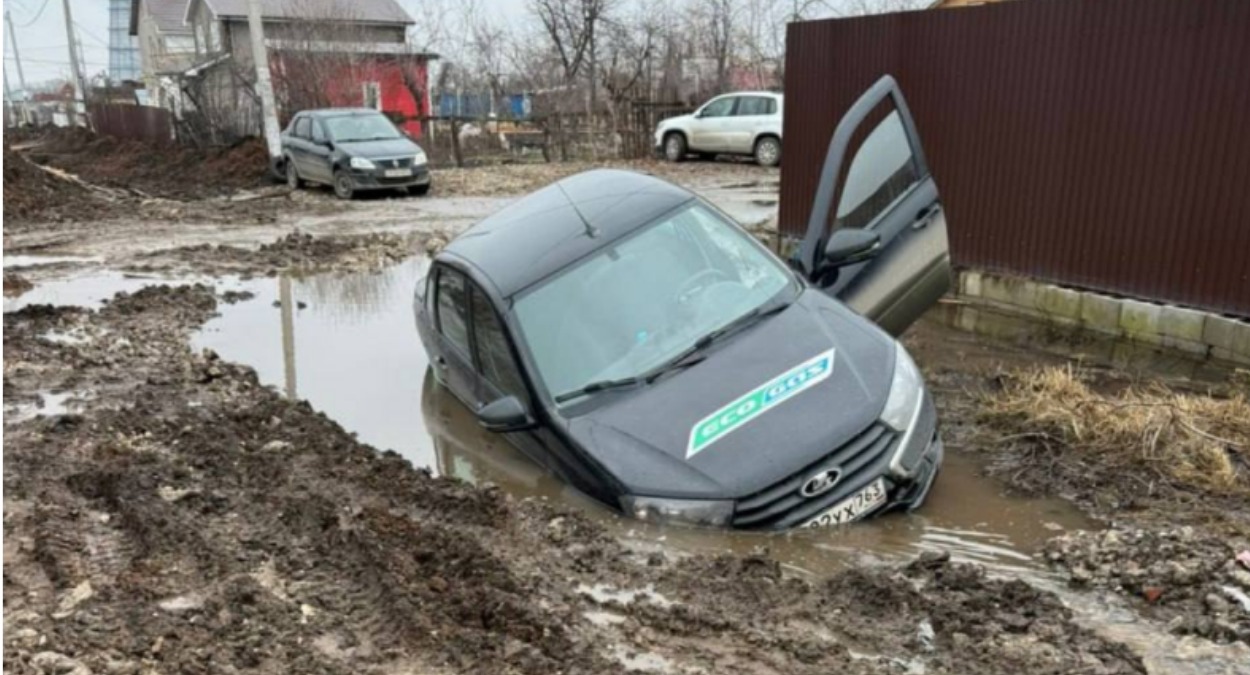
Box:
281, 108, 431, 199
414, 77, 950, 530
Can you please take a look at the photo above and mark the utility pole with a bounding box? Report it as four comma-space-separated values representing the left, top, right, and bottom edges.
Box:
60, 0, 87, 126
6, 10, 30, 125
246, 0, 282, 166
4, 66, 15, 128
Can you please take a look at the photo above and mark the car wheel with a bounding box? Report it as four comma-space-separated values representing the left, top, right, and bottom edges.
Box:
755, 136, 781, 167
285, 157, 304, 189
332, 170, 354, 200
664, 133, 687, 162
408, 183, 430, 196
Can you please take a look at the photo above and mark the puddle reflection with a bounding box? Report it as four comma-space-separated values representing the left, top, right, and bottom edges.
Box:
194, 257, 435, 465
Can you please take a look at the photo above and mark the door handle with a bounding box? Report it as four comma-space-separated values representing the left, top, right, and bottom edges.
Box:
434, 355, 447, 369
913, 204, 941, 229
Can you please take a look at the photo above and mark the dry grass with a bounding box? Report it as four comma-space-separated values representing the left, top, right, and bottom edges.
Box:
980, 366, 1250, 498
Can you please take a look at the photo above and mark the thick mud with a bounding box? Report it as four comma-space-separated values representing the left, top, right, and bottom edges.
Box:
4, 282, 1152, 675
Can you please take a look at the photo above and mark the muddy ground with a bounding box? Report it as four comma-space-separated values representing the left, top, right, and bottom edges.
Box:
3, 284, 1146, 675
904, 314, 1250, 653
6, 142, 1250, 673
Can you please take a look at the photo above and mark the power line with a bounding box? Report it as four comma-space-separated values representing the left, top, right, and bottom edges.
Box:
74, 21, 108, 47
6, 56, 109, 66
15, 0, 52, 27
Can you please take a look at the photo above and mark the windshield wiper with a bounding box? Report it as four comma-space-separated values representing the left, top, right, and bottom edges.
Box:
556, 298, 795, 402
553, 376, 643, 404
644, 298, 793, 384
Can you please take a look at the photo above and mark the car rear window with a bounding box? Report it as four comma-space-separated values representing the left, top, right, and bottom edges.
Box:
737, 97, 776, 116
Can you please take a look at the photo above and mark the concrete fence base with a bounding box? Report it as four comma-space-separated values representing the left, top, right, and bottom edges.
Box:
956, 270, 1250, 367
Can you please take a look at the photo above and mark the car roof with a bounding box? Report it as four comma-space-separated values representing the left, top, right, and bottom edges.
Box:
301, 108, 386, 118
441, 169, 696, 298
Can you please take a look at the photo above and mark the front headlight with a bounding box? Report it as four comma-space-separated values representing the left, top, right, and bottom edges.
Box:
412, 149, 428, 165
349, 157, 376, 170
881, 343, 923, 432
620, 495, 734, 528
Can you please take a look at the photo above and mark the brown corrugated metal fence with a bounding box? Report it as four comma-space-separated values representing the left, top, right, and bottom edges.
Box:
780, 0, 1250, 317
88, 104, 174, 146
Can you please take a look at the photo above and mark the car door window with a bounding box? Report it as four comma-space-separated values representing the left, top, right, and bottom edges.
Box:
735, 96, 770, 116
834, 109, 920, 231
700, 97, 736, 118
435, 268, 471, 356
310, 120, 327, 144
469, 286, 527, 401
293, 116, 310, 140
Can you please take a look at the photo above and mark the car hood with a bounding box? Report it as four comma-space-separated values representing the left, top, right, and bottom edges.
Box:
564, 289, 896, 500
659, 114, 694, 129
336, 137, 420, 157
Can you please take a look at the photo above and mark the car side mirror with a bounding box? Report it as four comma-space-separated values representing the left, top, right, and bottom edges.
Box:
477, 396, 535, 432
823, 228, 881, 268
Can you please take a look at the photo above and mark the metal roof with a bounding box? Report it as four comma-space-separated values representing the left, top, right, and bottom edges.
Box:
189, 0, 413, 25
443, 170, 696, 298
131, 0, 193, 35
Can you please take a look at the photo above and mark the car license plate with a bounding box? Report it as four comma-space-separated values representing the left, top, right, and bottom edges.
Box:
801, 478, 887, 529
384, 168, 412, 178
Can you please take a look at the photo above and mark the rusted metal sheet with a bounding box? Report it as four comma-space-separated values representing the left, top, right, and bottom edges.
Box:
780, 0, 1250, 317
88, 104, 174, 146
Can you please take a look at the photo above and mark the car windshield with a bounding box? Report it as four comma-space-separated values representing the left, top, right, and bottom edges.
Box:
323, 114, 401, 142
514, 203, 796, 401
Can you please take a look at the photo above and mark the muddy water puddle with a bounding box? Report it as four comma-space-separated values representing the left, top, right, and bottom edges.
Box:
191, 256, 1096, 581
2, 265, 251, 313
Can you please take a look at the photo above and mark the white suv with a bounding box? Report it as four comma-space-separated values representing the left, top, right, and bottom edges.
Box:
654, 92, 784, 167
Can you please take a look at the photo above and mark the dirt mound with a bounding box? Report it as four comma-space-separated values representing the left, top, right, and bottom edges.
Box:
3, 284, 1148, 675
125, 231, 423, 277
22, 127, 272, 200
3, 147, 113, 224
4, 270, 34, 297
1046, 528, 1250, 645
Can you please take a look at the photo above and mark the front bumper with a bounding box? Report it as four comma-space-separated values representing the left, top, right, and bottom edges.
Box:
729, 390, 942, 531
344, 164, 432, 191
886, 431, 943, 512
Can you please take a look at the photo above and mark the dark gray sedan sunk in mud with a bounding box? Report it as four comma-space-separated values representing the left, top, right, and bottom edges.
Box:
414, 77, 950, 529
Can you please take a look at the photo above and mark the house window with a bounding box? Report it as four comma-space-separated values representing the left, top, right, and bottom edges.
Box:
362, 82, 381, 111
208, 20, 221, 52
165, 36, 196, 54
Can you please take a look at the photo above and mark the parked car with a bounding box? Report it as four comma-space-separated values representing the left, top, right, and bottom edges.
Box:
416, 76, 949, 530
281, 108, 431, 199
654, 92, 783, 167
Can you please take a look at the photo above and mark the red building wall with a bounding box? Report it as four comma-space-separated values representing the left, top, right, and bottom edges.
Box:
271, 52, 430, 138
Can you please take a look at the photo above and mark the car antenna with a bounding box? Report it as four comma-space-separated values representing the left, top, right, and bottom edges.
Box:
556, 182, 599, 238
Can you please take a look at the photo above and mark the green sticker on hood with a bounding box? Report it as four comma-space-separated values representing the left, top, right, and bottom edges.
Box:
686, 349, 835, 459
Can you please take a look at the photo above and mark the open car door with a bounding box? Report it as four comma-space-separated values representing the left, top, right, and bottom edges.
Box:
793, 75, 950, 336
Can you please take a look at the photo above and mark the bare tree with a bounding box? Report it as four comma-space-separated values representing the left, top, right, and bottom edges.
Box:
696, 0, 737, 93
528, 0, 610, 89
